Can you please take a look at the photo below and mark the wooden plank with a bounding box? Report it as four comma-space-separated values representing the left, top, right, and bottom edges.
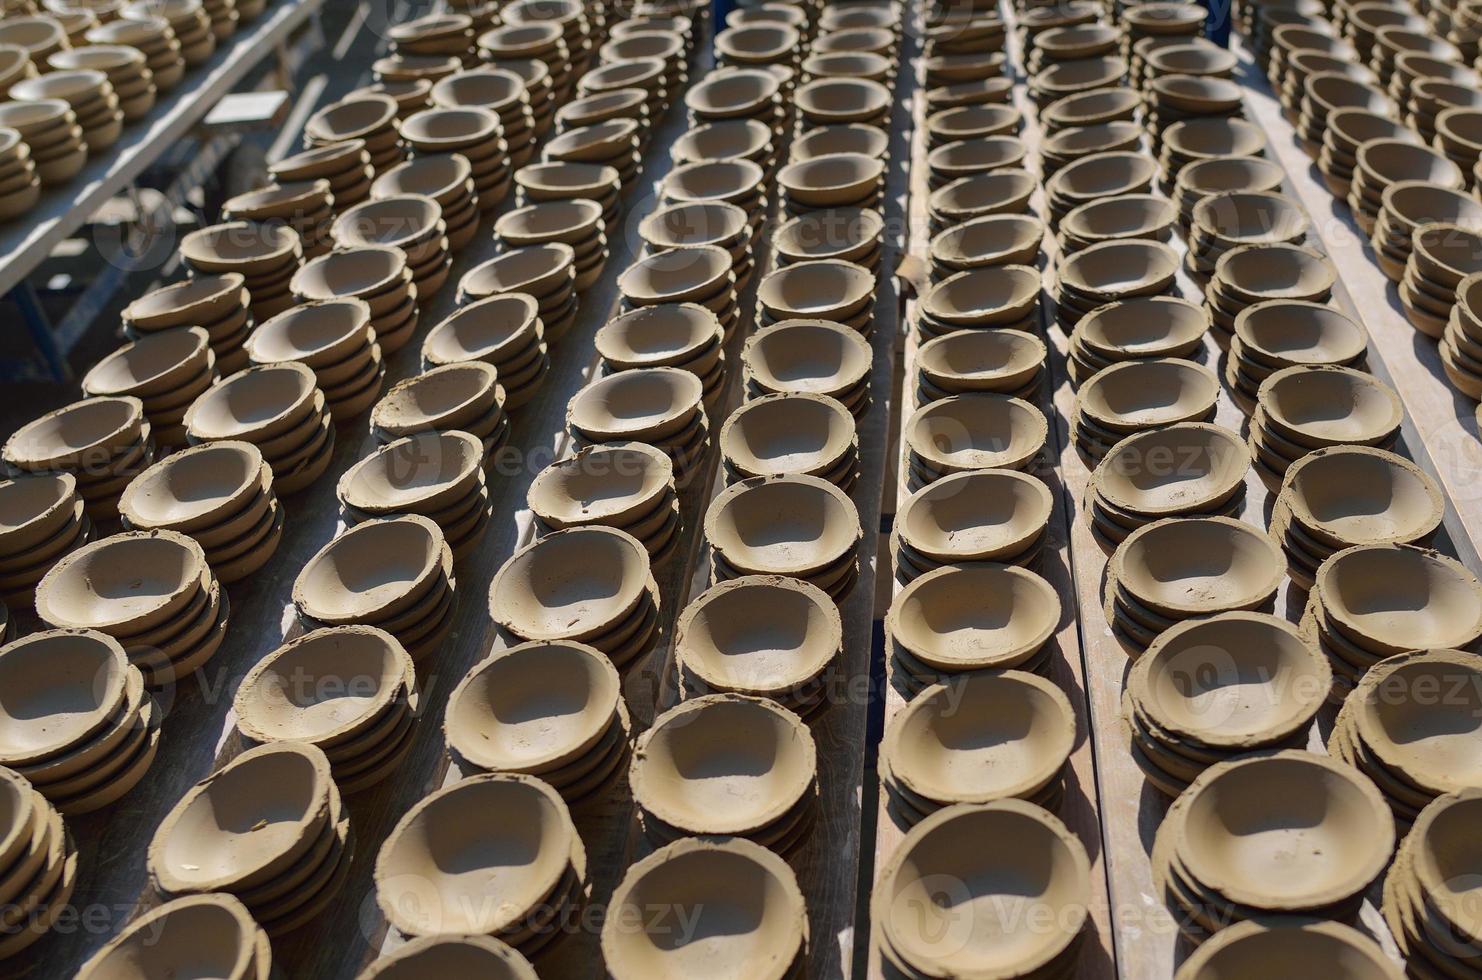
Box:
864, 12, 1116, 978
0, 0, 328, 299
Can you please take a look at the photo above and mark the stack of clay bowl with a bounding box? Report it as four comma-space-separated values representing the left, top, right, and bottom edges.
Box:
1126, 612, 1329, 795
1314, 547, 1482, 701
1151, 750, 1394, 943
338, 432, 490, 562
718, 393, 859, 492
757, 258, 873, 334
370, 364, 510, 469
1382, 790, 1482, 972
0, 19, 57, 74
1372, 181, 1482, 284
1187, 191, 1309, 280
86, 15, 185, 93
34, 529, 226, 686
1271, 445, 1444, 589
670, 117, 775, 178
791, 123, 889, 167
631, 694, 816, 853
269, 140, 375, 214
914, 325, 1044, 405
1295, 73, 1392, 157
480, 58, 555, 139
575, 60, 672, 131
183, 363, 333, 495
80, 327, 215, 450
1436, 105, 1482, 180
387, 13, 476, 67
1172, 156, 1285, 231
1067, 295, 1208, 385
1144, 74, 1246, 156
1054, 239, 1179, 330
926, 168, 1037, 234
1278, 50, 1375, 116
477, 23, 572, 104
923, 136, 1025, 192
117, 441, 281, 585
11, 68, 122, 155
1316, 109, 1415, 200
1072, 358, 1220, 461
674, 574, 840, 716
121, 275, 249, 374
233, 625, 417, 792
598, 37, 686, 123
1249, 366, 1401, 481
639, 200, 752, 287
495, 199, 607, 291
659, 158, 768, 243
596, 303, 724, 406
1205, 243, 1336, 348
304, 94, 404, 175
421, 294, 549, 409
794, 76, 889, 132
129, 0, 214, 65
527, 442, 679, 565
1030, 54, 1127, 108
706, 474, 862, 600
1039, 120, 1142, 177
875, 801, 1091, 977
1105, 517, 1283, 652
619, 245, 736, 337
1056, 194, 1177, 256
513, 160, 620, 232
1020, 2, 1097, 59
2, 395, 153, 523
445, 641, 629, 806
431, 68, 537, 167
1086, 423, 1250, 547
489, 525, 660, 670
881, 670, 1073, 822
49, 44, 153, 122
924, 103, 1020, 152
0, 629, 157, 814
377, 774, 586, 963
891, 470, 1051, 585
742, 318, 873, 419
245, 300, 383, 421
1402, 222, 1482, 340
505, 0, 592, 79
902, 393, 1047, 489
372, 155, 480, 252
179, 221, 302, 325
541, 117, 642, 194
565, 367, 706, 485
400, 107, 510, 210
1043, 150, 1156, 228
353, 79, 435, 122
149, 743, 352, 936
1158, 117, 1267, 181
0, 473, 88, 609
777, 151, 884, 216
0, 766, 74, 954
1040, 88, 1140, 135
1446, 272, 1482, 398
459, 243, 577, 341
917, 264, 1039, 338
76, 894, 275, 980
0, 99, 81, 190
1144, 39, 1237, 86
223, 181, 335, 260
333, 192, 447, 296
294, 515, 455, 664
925, 213, 1041, 281
1227, 300, 1369, 407
291, 245, 418, 355
1349, 140, 1465, 236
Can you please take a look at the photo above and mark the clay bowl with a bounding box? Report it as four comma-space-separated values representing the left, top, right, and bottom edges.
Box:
879, 800, 1090, 978
445, 639, 619, 773
429, 66, 524, 112
179, 222, 299, 277
602, 838, 805, 979
596, 303, 722, 370
1095, 424, 1249, 518
1174, 920, 1398, 980
291, 246, 407, 308
719, 393, 855, 480
928, 169, 1037, 225
884, 670, 1074, 805
1162, 118, 1267, 164
637, 201, 749, 257
1176, 157, 1286, 207
777, 152, 884, 208
149, 741, 334, 895
1040, 121, 1141, 169
1357, 139, 1464, 192
926, 136, 1028, 185
420, 294, 540, 368
223, 181, 332, 224
897, 469, 1051, 565
459, 244, 577, 306
331, 194, 444, 259
1134, 613, 1329, 749
1075, 297, 1208, 362
1409, 775, 1482, 929
375, 773, 578, 937
1149, 74, 1243, 115
370, 362, 500, 436
716, 23, 799, 63
119, 440, 267, 535
742, 319, 872, 399
0, 472, 78, 554
305, 94, 397, 144
1048, 151, 1157, 204
489, 526, 651, 642
359, 935, 536, 979
1058, 239, 1178, 301
671, 119, 772, 165
683, 69, 780, 119
1260, 366, 1402, 448
1042, 88, 1140, 130
1116, 516, 1284, 617
35, 530, 204, 636
81, 327, 212, 401
1192, 192, 1310, 247
660, 159, 766, 210
1282, 447, 1443, 548
790, 124, 891, 165
757, 259, 874, 321
803, 51, 893, 84
1059, 195, 1177, 250
795, 77, 890, 123
233, 625, 412, 748
1234, 301, 1368, 368
904, 394, 1047, 475
496, 199, 603, 248
1178, 750, 1393, 909
373, 154, 473, 206
566, 367, 702, 442
1352, 650, 1482, 798
705, 474, 860, 579
245, 300, 374, 369
1410, 222, 1482, 287
3, 395, 143, 472
1077, 359, 1219, 438
293, 515, 447, 625
339, 431, 484, 515
1215, 244, 1336, 306
676, 575, 840, 696
889, 564, 1059, 671
618, 246, 730, 306
921, 265, 1039, 326
631, 693, 815, 835
916, 328, 1045, 395
75, 894, 269, 980
929, 214, 1043, 273
184, 363, 320, 444
0, 629, 131, 765
1316, 544, 1482, 655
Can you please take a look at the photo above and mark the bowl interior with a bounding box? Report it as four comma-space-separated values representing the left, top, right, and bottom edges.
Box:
41, 534, 198, 628
1263, 367, 1401, 441
1079, 358, 1219, 429
1287, 449, 1439, 540
1097, 425, 1247, 513
709, 477, 858, 570
722, 394, 854, 472
900, 470, 1052, 557
679, 578, 839, 690
568, 368, 702, 434
491, 529, 649, 637
1320, 546, 1482, 648
529, 444, 671, 523
241, 627, 405, 740
894, 565, 1059, 665
298, 518, 441, 618
123, 442, 261, 526
0, 630, 126, 758
1119, 518, 1281, 612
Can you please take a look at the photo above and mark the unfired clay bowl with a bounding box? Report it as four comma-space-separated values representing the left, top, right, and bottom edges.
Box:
183, 363, 320, 443
676, 575, 840, 695
917, 329, 1045, 393
905, 394, 1047, 473
1096, 424, 1249, 518
756, 259, 874, 321
896, 469, 1052, 563
293, 514, 447, 624
358, 935, 536, 979
704, 475, 861, 577
742, 320, 871, 397
74, 894, 268, 980
566, 367, 703, 441
890, 564, 1059, 671
1315, 544, 1482, 655
488, 526, 651, 642
1116, 517, 1283, 617
526, 442, 673, 530
0, 628, 130, 765
1173, 920, 1397, 980
719, 393, 855, 478
35, 529, 205, 635
118, 440, 267, 535
1282, 447, 1443, 547
1260, 366, 1402, 448
339, 431, 484, 515
1077, 358, 1220, 433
